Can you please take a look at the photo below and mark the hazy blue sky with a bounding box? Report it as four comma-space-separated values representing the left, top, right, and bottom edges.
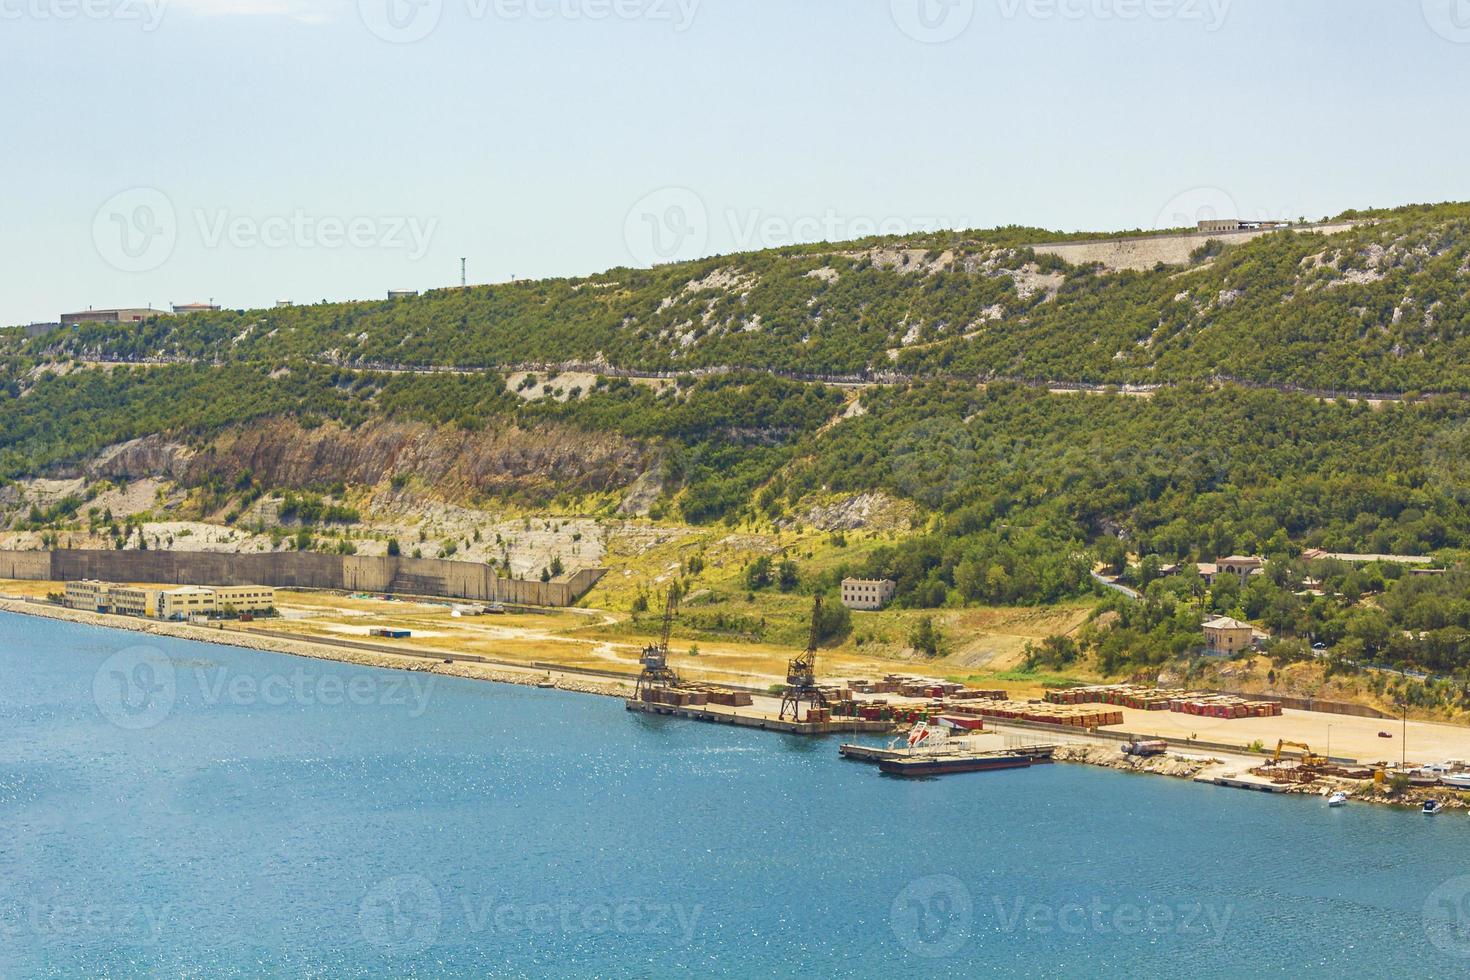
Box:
2, 0, 1467, 325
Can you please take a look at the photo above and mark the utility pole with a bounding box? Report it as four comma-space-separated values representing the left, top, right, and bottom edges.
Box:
1402, 700, 1408, 768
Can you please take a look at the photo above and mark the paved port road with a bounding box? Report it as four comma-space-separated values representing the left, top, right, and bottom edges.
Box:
1098, 705, 1469, 767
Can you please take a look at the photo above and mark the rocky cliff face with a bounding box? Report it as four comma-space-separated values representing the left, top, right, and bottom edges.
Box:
84, 418, 653, 501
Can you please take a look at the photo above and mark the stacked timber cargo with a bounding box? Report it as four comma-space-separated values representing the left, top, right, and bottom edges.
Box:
847, 676, 1003, 701
1170, 695, 1282, 718
1045, 684, 1140, 706
706, 690, 754, 707
948, 689, 1007, 701
954, 700, 1124, 729
646, 687, 710, 707
1046, 685, 1281, 719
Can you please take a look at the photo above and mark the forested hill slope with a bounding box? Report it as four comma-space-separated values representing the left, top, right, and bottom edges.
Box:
15, 201, 1470, 393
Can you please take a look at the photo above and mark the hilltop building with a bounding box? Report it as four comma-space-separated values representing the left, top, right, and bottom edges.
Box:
1217, 556, 1265, 584
1197, 219, 1289, 233
1203, 616, 1263, 656
59, 307, 167, 327
172, 302, 221, 315
841, 578, 897, 611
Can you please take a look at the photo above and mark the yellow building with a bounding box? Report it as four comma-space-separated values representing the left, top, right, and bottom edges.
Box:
159, 586, 217, 621
63, 580, 110, 612
211, 585, 276, 614
110, 586, 160, 619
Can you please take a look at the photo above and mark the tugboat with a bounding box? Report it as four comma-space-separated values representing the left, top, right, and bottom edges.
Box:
1327, 791, 1349, 808
1423, 799, 1444, 815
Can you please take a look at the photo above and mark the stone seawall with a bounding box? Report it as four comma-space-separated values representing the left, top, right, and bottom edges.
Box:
0, 549, 605, 607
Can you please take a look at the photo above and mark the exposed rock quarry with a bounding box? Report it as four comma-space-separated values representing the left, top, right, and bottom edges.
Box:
84, 419, 653, 500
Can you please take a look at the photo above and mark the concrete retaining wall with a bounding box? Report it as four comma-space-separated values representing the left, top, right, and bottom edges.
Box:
1209, 689, 1393, 720
0, 550, 605, 607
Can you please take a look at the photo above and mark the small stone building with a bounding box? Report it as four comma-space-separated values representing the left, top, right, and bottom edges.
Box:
841, 578, 897, 611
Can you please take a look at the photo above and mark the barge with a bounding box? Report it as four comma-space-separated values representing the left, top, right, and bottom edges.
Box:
844, 720, 1056, 778
877, 750, 1042, 778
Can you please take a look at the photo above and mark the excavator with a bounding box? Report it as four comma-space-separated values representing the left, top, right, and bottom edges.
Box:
779, 596, 830, 721
635, 589, 681, 699
1273, 739, 1328, 768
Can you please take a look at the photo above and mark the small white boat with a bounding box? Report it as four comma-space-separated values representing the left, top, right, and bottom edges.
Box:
1440, 773, 1470, 790
1424, 799, 1444, 815
1327, 791, 1349, 807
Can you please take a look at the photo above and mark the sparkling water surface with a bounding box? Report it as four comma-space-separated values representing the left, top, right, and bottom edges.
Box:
4, 610, 1470, 977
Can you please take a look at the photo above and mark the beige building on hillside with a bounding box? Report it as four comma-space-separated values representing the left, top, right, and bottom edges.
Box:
1204, 616, 1259, 656
1217, 556, 1265, 584
841, 578, 897, 611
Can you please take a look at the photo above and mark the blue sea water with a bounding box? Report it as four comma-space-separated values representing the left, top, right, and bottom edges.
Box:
5, 610, 1470, 977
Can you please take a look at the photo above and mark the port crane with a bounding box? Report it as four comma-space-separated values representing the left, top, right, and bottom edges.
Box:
635, 589, 681, 698
780, 596, 830, 721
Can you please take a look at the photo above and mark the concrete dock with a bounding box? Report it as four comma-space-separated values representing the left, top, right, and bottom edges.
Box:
1193, 770, 1290, 793
625, 698, 894, 735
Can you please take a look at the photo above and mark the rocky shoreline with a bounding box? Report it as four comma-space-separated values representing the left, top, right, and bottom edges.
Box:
0, 598, 632, 699
6, 597, 1470, 813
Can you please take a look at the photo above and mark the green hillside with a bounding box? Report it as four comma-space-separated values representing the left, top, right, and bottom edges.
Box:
15, 200, 1470, 391
4, 202, 1470, 684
